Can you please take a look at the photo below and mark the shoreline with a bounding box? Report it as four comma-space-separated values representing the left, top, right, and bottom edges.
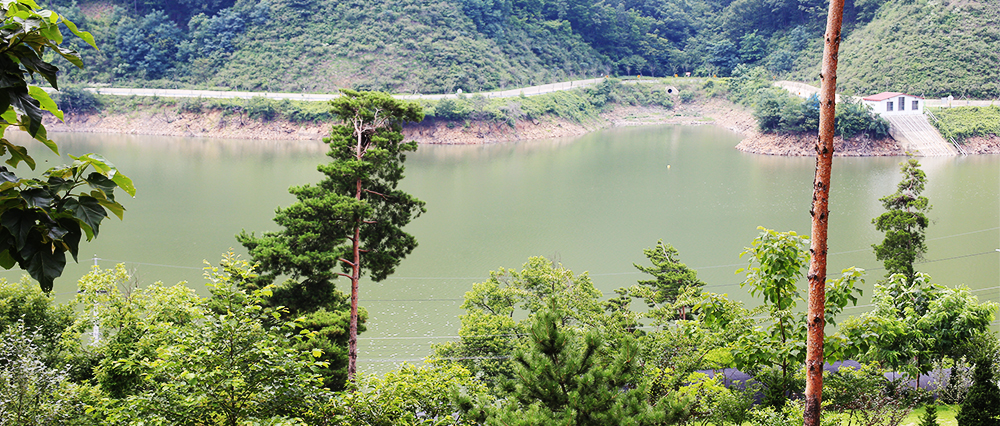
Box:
42, 102, 1000, 156
42, 98, 761, 145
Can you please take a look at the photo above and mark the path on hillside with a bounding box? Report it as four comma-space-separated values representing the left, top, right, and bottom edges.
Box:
81, 78, 608, 101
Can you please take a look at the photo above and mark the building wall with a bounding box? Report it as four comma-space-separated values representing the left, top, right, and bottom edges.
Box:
863, 95, 924, 116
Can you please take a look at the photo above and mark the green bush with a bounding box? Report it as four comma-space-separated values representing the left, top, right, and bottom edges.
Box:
53, 86, 102, 113
919, 403, 940, 426
177, 98, 203, 113
835, 99, 890, 139
929, 106, 1000, 142
245, 96, 277, 121
957, 356, 1000, 426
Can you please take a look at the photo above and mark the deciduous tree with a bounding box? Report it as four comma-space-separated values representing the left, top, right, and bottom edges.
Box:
432, 257, 606, 388
841, 273, 996, 387
718, 228, 862, 408
0, 0, 134, 292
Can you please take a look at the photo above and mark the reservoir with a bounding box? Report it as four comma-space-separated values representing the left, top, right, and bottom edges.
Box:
8, 125, 999, 372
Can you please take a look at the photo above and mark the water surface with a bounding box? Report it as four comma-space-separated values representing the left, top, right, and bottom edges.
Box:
7, 126, 998, 371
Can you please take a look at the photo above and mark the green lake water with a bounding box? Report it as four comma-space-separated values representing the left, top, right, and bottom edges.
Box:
7, 125, 999, 372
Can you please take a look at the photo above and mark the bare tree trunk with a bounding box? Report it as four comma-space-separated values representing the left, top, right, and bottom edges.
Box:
804, 0, 846, 424
348, 132, 364, 382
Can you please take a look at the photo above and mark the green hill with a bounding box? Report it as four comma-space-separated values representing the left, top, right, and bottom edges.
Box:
45, 0, 998, 97
790, 0, 1000, 98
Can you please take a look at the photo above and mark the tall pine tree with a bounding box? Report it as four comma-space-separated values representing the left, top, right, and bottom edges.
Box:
872, 159, 931, 282
239, 90, 424, 383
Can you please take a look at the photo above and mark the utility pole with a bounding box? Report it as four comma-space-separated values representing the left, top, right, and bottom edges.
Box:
91, 256, 102, 345
804, 0, 846, 424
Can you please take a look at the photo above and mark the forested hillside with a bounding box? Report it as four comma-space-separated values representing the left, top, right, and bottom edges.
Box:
45, 0, 997, 96
789, 0, 1000, 98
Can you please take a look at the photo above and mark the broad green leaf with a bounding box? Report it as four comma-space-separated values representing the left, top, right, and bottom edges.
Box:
85, 172, 115, 201
70, 153, 111, 173
25, 243, 65, 292
46, 225, 66, 241
45, 175, 72, 194
1, 139, 35, 170
53, 45, 83, 69
39, 19, 60, 44
20, 187, 52, 208
93, 193, 125, 220
63, 196, 106, 238
1, 209, 36, 250
110, 170, 135, 197
28, 86, 62, 120
0, 249, 14, 269
0, 107, 16, 125
61, 17, 96, 51
9, 45, 59, 89
26, 121, 58, 154
57, 219, 80, 262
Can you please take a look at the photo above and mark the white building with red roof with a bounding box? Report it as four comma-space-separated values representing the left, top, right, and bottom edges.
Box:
861, 92, 924, 116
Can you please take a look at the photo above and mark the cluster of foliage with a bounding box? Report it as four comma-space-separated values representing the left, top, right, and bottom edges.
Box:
823, 363, 916, 426
6, 222, 997, 424
0, 0, 134, 292
0, 259, 496, 425
426, 226, 995, 424
842, 273, 996, 385
731, 66, 889, 138
929, 106, 1000, 143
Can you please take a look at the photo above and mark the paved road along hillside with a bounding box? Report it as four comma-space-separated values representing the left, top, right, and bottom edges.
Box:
79, 78, 608, 101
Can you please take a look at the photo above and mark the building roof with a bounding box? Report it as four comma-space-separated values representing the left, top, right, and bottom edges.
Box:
862, 92, 924, 101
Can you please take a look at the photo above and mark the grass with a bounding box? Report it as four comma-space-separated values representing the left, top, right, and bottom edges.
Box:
901, 404, 958, 426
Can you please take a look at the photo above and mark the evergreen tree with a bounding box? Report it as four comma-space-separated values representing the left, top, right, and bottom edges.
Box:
919, 403, 939, 426
957, 357, 1000, 426
633, 240, 705, 316
872, 159, 930, 282
485, 310, 675, 425
239, 90, 425, 383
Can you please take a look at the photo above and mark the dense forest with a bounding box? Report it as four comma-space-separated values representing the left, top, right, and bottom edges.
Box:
44, 0, 998, 97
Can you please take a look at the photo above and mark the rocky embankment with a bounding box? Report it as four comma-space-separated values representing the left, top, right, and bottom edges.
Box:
958, 135, 1000, 154
45, 99, 997, 156
736, 132, 904, 156
44, 102, 744, 145
45, 110, 330, 141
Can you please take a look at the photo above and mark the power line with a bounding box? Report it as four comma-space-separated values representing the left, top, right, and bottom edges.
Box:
75, 225, 1000, 281
41, 227, 1000, 304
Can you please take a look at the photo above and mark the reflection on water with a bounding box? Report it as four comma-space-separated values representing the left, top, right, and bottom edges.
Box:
2, 128, 997, 373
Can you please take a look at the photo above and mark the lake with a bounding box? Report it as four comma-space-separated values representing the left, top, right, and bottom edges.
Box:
8, 125, 999, 372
